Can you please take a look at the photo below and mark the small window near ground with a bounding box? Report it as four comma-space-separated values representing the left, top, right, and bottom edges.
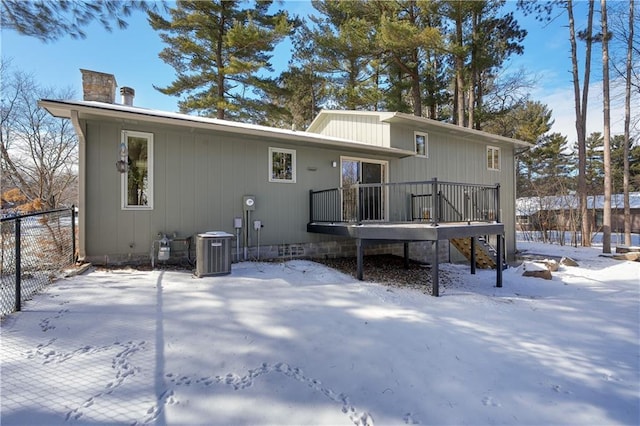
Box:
121, 130, 153, 210
487, 146, 500, 171
414, 131, 428, 157
269, 147, 296, 183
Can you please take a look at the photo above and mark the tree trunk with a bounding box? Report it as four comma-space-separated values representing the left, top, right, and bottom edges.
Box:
623, 0, 634, 246
468, 8, 478, 130
568, 0, 595, 247
601, 0, 612, 253
429, 54, 438, 119
455, 8, 465, 126
410, 51, 422, 117
216, 7, 226, 120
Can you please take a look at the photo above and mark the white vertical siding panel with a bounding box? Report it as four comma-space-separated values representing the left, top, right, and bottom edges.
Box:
310, 113, 389, 148
178, 133, 196, 234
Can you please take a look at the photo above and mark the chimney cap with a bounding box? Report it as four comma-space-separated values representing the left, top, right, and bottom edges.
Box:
120, 86, 135, 106
80, 68, 117, 84
120, 87, 135, 96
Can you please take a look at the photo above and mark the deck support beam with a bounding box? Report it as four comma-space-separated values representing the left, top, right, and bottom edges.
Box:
496, 234, 503, 288
432, 240, 440, 297
356, 238, 364, 280
470, 237, 476, 275
307, 221, 505, 296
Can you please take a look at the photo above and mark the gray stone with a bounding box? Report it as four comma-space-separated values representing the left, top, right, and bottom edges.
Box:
612, 252, 640, 261
542, 259, 559, 272
560, 256, 579, 267
523, 269, 552, 280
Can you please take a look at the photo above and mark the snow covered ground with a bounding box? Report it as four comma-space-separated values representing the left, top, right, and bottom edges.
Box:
1, 241, 638, 426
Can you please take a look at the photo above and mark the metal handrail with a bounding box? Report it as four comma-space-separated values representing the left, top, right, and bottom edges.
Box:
309, 180, 500, 226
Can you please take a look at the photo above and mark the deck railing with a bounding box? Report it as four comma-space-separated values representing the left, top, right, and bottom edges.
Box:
309, 179, 500, 226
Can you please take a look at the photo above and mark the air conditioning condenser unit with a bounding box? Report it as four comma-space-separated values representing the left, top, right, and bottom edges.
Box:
195, 232, 233, 277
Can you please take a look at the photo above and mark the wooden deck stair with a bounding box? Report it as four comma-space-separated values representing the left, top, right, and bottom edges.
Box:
450, 237, 500, 269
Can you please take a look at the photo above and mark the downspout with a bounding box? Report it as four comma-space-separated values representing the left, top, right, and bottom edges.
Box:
71, 110, 86, 260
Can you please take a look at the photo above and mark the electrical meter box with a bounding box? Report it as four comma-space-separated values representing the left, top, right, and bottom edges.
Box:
243, 195, 256, 211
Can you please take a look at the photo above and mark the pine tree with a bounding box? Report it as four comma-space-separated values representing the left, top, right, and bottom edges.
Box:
611, 135, 640, 193
532, 133, 574, 196
585, 132, 604, 196
374, 0, 442, 116
305, 0, 381, 110
443, 0, 526, 128
484, 100, 554, 197
1, 0, 155, 41
148, 0, 292, 121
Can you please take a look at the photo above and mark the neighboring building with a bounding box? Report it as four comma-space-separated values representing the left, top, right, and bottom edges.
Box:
516, 193, 640, 234
39, 70, 531, 271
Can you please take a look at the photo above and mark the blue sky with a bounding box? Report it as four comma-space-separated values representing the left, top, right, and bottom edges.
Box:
1, 0, 631, 142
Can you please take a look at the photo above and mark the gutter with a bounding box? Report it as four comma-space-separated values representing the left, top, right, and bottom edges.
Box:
39, 99, 415, 158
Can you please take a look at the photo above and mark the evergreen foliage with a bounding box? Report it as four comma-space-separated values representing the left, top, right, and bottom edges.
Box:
148, 0, 293, 121
1, 0, 155, 41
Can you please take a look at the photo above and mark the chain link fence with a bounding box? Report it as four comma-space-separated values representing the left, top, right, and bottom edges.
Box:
1, 207, 76, 316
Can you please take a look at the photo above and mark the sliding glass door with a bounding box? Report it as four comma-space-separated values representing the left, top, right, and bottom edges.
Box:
341, 158, 387, 221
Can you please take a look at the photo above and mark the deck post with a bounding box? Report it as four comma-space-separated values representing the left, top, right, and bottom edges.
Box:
495, 183, 501, 223
496, 234, 503, 288
431, 177, 439, 226
356, 239, 364, 280
432, 240, 440, 297
403, 242, 409, 269
470, 237, 476, 275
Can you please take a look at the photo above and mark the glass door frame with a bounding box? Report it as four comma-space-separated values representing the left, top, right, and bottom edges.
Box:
340, 156, 389, 222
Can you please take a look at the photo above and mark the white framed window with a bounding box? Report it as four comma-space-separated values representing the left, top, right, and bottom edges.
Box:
269, 147, 296, 183
121, 130, 153, 210
487, 146, 500, 171
414, 131, 428, 157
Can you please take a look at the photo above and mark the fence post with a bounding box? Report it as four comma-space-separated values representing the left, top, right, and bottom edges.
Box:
15, 217, 21, 312
71, 205, 77, 263
308, 191, 313, 224
431, 178, 439, 226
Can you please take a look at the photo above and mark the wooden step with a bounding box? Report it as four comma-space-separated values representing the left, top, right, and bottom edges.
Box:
451, 237, 497, 269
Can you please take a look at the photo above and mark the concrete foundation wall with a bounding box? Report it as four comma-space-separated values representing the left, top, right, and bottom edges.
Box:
85, 238, 453, 267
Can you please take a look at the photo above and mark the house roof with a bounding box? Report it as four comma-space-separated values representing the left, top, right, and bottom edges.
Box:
517, 193, 640, 216
307, 110, 533, 149
38, 99, 416, 158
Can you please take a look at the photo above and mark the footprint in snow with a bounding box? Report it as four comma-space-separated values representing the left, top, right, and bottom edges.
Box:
482, 396, 502, 407
403, 412, 420, 424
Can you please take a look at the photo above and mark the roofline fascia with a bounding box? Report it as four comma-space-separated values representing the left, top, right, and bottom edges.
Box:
383, 112, 533, 148
38, 100, 415, 158
306, 109, 533, 149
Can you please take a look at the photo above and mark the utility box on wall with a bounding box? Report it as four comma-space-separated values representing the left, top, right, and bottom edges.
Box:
195, 232, 233, 277
243, 195, 256, 211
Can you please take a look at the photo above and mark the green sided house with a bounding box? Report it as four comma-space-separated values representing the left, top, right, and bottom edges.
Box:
39, 70, 531, 295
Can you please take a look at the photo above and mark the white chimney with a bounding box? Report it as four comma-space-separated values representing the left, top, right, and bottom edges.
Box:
120, 87, 135, 106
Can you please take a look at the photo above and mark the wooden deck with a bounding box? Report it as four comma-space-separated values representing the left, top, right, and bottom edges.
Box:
307, 221, 504, 296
